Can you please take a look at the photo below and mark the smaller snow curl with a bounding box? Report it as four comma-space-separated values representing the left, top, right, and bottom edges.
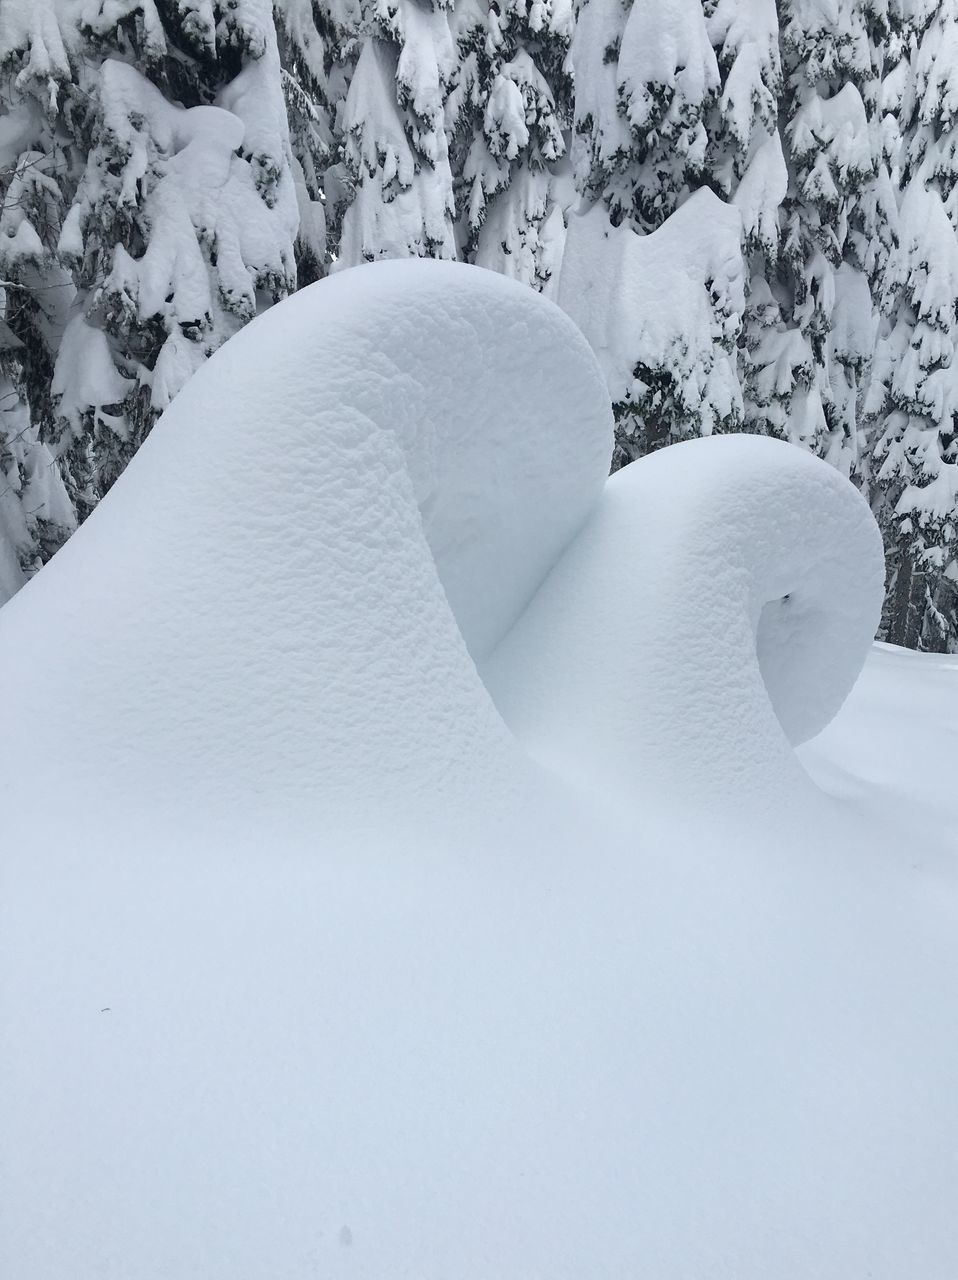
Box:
484, 434, 885, 813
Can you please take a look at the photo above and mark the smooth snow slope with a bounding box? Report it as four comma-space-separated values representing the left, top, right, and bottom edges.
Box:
2, 261, 956, 1280
801, 641, 958, 867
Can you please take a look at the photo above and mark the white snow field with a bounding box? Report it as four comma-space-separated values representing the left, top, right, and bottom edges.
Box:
2, 261, 956, 1280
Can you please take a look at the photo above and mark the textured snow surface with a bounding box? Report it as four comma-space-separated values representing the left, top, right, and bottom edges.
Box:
0, 260, 611, 825
2, 262, 956, 1279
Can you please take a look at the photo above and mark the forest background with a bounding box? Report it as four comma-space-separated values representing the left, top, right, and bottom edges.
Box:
1, 0, 955, 651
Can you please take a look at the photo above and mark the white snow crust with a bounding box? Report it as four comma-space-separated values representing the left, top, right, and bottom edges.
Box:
2, 260, 956, 1280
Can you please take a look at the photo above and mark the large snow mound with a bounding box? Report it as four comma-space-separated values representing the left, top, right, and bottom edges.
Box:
0, 259, 611, 827
484, 433, 886, 815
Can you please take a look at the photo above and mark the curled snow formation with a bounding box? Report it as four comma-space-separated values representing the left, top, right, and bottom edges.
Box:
0, 258, 883, 829
484, 433, 886, 812
0, 260, 611, 823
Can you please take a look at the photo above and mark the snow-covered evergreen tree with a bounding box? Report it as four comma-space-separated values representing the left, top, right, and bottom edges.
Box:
705, 1, 795, 442
559, 191, 745, 466
336, 0, 458, 265
768, 0, 881, 475
0, 0, 299, 586
0, 2, 78, 591
867, 0, 958, 650
274, 2, 332, 283
569, 0, 900, 492
447, 0, 573, 289
58, 0, 299, 508
273, 0, 363, 277
570, 0, 742, 454
574, 0, 720, 232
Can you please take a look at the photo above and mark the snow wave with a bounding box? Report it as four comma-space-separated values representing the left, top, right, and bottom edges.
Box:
0, 260, 611, 823
0, 259, 884, 827
485, 433, 886, 813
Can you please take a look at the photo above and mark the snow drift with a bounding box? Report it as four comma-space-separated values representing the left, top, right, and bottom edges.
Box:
0, 258, 880, 826
3, 260, 953, 1280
